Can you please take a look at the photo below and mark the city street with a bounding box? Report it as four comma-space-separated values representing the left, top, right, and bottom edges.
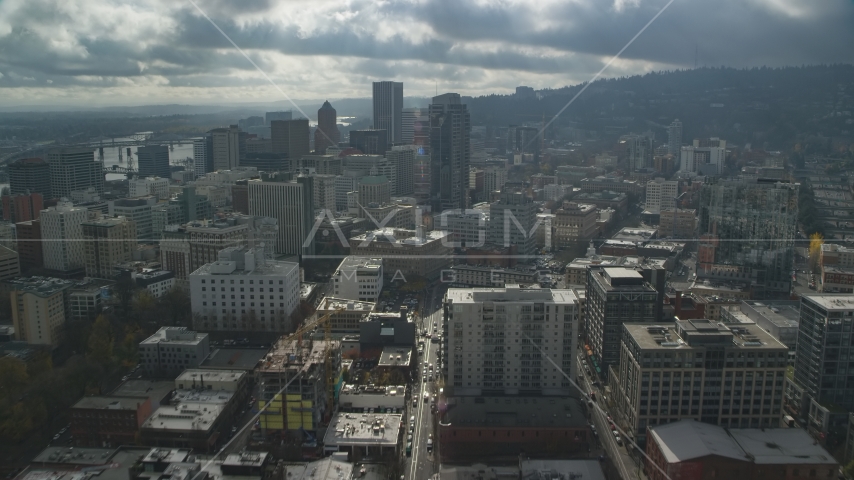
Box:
406, 284, 444, 480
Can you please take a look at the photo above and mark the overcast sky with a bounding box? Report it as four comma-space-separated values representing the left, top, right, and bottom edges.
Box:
0, 0, 852, 107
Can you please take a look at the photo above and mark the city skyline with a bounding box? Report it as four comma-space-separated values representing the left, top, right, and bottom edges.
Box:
0, 0, 852, 106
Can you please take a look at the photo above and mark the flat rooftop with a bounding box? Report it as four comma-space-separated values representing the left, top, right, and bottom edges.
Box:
193, 258, 298, 277
378, 347, 412, 367
520, 460, 605, 480
33, 447, 118, 466
23, 447, 151, 480
110, 380, 175, 406
319, 297, 376, 312
444, 396, 587, 429
257, 339, 336, 375
175, 369, 245, 386
729, 428, 837, 465
340, 384, 407, 396
323, 413, 402, 448
624, 320, 787, 350
170, 389, 234, 405
140, 327, 207, 346
741, 300, 800, 328
72, 396, 149, 411
199, 347, 268, 370
141, 402, 223, 432
284, 454, 354, 480
337, 256, 383, 270
802, 294, 854, 311
446, 286, 577, 305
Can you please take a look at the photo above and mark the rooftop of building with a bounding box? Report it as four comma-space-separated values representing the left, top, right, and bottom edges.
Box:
444, 396, 588, 429
649, 420, 837, 465
71, 396, 149, 411
336, 256, 383, 271
556, 202, 597, 214
613, 227, 657, 241
24, 446, 152, 480
446, 286, 578, 305
257, 339, 337, 375
519, 460, 606, 480
140, 326, 207, 346
589, 267, 654, 292
802, 294, 854, 311
351, 228, 450, 246
340, 384, 407, 396
624, 319, 787, 351
322, 413, 402, 447
110, 379, 176, 404
319, 297, 376, 312
821, 265, 854, 274
169, 388, 234, 405
174, 369, 245, 386
199, 347, 268, 371
377, 347, 412, 367
4, 276, 73, 296
81, 216, 131, 227
141, 402, 223, 432
450, 264, 538, 274
821, 243, 854, 253
141, 447, 192, 465
192, 257, 298, 277
690, 280, 749, 294
439, 465, 520, 480
741, 300, 800, 328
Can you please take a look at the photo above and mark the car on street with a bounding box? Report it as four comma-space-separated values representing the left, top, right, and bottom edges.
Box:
613, 431, 622, 445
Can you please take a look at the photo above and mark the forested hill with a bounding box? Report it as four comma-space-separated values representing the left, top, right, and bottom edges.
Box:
464, 65, 854, 149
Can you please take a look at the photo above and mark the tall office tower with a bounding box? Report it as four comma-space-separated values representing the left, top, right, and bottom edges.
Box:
271, 119, 310, 161
82, 216, 137, 279
372, 81, 403, 144
9, 158, 52, 198
40, 200, 88, 272
788, 295, 854, 430
109, 197, 156, 240
238, 115, 264, 130
413, 153, 432, 203
358, 176, 391, 206
386, 147, 415, 196
680, 138, 727, 175
487, 184, 537, 257
248, 177, 314, 258
516, 126, 541, 159
314, 101, 340, 155
210, 125, 240, 171
585, 266, 660, 377
429, 93, 471, 211
342, 154, 397, 193
349, 129, 388, 155
698, 178, 798, 298
622, 133, 654, 171
16, 219, 43, 272
265, 111, 292, 125
311, 175, 337, 212
2, 193, 43, 222
483, 166, 508, 196
193, 134, 214, 176
667, 119, 682, 156
401, 107, 420, 145
613, 320, 788, 446
136, 145, 171, 179
48, 148, 105, 198
444, 285, 579, 396
241, 153, 289, 173
644, 177, 679, 214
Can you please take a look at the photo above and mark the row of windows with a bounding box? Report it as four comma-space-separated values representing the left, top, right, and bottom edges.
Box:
200, 278, 286, 285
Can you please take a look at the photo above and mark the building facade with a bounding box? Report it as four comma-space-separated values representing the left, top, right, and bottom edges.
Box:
331, 256, 384, 302
40, 200, 88, 272
82, 216, 137, 279
138, 326, 211, 378
8, 157, 52, 198
48, 147, 105, 197
372, 81, 403, 144
136, 145, 171, 179
430, 93, 471, 211
247, 177, 314, 257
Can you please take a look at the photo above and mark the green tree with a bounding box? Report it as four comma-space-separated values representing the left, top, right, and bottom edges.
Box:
0, 402, 33, 442
0, 356, 29, 394
87, 315, 114, 365
844, 459, 854, 479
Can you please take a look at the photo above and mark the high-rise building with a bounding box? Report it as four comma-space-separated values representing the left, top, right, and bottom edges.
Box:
241, 153, 289, 173
210, 125, 240, 171
644, 178, 679, 214
585, 266, 661, 376
402, 107, 429, 146
271, 119, 310, 161
373, 81, 403, 144
444, 285, 579, 396
413, 153, 432, 203
9, 276, 73, 347
310, 175, 337, 213
189, 246, 300, 332
193, 134, 214, 176
483, 166, 507, 196
9, 158, 52, 198
40, 200, 88, 272
15, 219, 43, 272
0, 245, 20, 281
248, 177, 314, 258
349, 129, 388, 155
314, 101, 340, 155
622, 133, 654, 171
667, 119, 682, 156
82, 216, 137, 279
128, 176, 170, 199
613, 320, 788, 447
2, 192, 43, 223
238, 115, 264, 130
136, 145, 171, 179
698, 178, 798, 298
487, 183, 537, 257
429, 93, 471, 211
265, 111, 292, 125
553, 202, 598, 246
48, 148, 105, 198
358, 176, 391, 206
386, 147, 415, 196
342, 154, 398, 194
108, 197, 157, 240
680, 138, 726, 175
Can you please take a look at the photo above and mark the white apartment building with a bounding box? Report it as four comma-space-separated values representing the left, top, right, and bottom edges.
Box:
332, 256, 384, 302
40, 200, 88, 272
189, 246, 300, 332
644, 178, 679, 214
139, 326, 211, 377
444, 285, 579, 396
680, 138, 727, 175
438, 209, 488, 248
129, 177, 170, 200
312, 174, 337, 212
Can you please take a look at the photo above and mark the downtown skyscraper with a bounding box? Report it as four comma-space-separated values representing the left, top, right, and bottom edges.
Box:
314, 101, 340, 155
429, 93, 470, 211
372, 81, 403, 144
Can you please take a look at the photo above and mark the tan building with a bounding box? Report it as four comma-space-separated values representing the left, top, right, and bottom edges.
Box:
820, 243, 854, 268
659, 208, 696, 239
317, 297, 375, 333
554, 202, 598, 246
350, 228, 453, 281
0, 245, 21, 281
82, 216, 137, 279
9, 276, 73, 347
612, 320, 788, 447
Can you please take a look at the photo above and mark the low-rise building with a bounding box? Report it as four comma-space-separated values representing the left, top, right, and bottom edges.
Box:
318, 297, 375, 333
338, 384, 407, 410
138, 327, 210, 378
70, 396, 153, 447
447, 264, 538, 287
350, 228, 453, 281
612, 320, 789, 447
658, 208, 697, 239
645, 420, 838, 480
322, 413, 402, 456
331, 256, 384, 302
553, 202, 598, 246
437, 210, 488, 248
133, 270, 175, 298
821, 265, 854, 293
0, 244, 21, 281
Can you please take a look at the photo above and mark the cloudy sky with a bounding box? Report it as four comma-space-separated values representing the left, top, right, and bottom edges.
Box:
0, 0, 852, 107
